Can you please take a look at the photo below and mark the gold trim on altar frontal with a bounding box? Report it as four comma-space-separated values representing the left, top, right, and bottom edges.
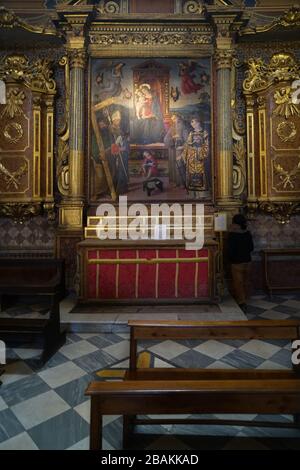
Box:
84, 214, 214, 239
88, 257, 209, 265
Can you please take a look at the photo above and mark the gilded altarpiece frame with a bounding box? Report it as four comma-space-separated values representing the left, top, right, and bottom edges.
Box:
87, 19, 215, 206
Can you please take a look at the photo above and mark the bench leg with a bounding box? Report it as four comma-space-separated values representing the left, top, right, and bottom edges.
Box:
41, 295, 66, 364
0, 294, 8, 312
90, 400, 103, 450
123, 415, 136, 449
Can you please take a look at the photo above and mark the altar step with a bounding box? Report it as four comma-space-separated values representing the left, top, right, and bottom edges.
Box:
60, 294, 247, 334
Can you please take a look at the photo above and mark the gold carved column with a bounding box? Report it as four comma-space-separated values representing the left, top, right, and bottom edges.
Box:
212, 13, 243, 209
57, 8, 91, 231
215, 47, 235, 205
59, 47, 86, 230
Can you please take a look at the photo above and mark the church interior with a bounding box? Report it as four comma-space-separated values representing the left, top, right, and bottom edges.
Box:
0, 0, 300, 452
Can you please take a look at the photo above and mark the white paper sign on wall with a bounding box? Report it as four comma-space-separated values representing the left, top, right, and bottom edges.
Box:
214, 212, 227, 232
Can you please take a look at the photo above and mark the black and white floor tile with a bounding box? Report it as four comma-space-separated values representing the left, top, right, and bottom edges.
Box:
0, 293, 300, 450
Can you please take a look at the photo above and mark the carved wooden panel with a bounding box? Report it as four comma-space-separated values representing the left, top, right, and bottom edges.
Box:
243, 53, 300, 223
0, 54, 56, 220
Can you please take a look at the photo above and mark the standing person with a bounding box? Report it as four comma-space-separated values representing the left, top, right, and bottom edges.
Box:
228, 214, 254, 311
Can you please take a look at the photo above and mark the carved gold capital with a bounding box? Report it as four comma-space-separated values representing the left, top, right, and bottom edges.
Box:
67, 49, 87, 69
214, 49, 234, 70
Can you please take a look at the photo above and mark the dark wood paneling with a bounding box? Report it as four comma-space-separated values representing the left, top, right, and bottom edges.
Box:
130, 0, 174, 13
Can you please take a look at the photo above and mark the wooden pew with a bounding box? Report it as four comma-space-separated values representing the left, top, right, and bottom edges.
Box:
85, 319, 300, 449
127, 319, 300, 375
85, 377, 300, 450
0, 259, 66, 365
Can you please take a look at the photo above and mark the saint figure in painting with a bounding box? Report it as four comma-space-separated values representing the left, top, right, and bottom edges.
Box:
132, 83, 165, 144
164, 113, 190, 186
179, 117, 209, 192
107, 109, 130, 195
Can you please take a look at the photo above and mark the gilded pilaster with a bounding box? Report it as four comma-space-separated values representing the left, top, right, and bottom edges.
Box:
45, 95, 54, 202
257, 95, 268, 198
32, 93, 41, 200
215, 47, 235, 205
212, 12, 242, 209
245, 95, 256, 203
58, 12, 90, 231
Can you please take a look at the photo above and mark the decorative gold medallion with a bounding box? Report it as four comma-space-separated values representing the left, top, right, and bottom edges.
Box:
0, 160, 28, 190
3, 122, 23, 144
276, 121, 297, 143
0, 88, 25, 119
273, 87, 300, 119
273, 159, 300, 190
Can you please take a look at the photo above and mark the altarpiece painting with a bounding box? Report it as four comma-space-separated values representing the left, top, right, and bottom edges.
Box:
89, 57, 212, 202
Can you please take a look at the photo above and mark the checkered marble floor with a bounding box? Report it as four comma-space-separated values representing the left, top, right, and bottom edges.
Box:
0, 293, 300, 450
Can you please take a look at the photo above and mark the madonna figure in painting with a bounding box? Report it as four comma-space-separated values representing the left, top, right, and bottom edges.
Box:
132, 83, 165, 144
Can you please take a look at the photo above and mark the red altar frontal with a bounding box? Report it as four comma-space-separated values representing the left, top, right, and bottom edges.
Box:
78, 239, 218, 303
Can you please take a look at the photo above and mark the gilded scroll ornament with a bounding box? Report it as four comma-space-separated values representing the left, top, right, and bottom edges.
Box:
280, 6, 300, 27
97, 1, 120, 14
0, 88, 25, 119
273, 160, 300, 190
276, 121, 297, 143
183, 1, 206, 15
0, 7, 19, 28
258, 201, 300, 224
0, 160, 27, 190
243, 54, 300, 93
0, 55, 56, 94
0, 202, 41, 221
273, 87, 300, 119
3, 122, 24, 144
233, 138, 246, 196
57, 56, 70, 197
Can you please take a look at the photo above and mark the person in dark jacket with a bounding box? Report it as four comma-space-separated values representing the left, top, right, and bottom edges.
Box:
228, 214, 254, 311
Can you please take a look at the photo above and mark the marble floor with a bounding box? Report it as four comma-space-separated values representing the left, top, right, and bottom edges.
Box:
0, 293, 300, 450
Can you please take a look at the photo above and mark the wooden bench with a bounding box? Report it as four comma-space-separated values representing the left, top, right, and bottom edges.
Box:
261, 248, 300, 296
86, 319, 300, 449
0, 259, 66, 365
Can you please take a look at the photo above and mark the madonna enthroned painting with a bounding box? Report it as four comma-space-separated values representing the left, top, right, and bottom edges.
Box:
90, 58, 212, 202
